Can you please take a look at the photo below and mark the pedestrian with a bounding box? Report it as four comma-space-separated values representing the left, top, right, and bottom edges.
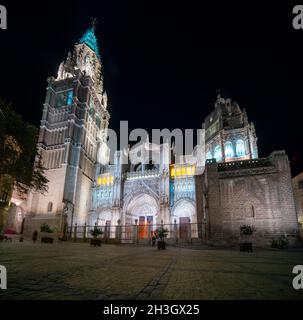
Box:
151, 234, 156, 247
32, 230, 38, 243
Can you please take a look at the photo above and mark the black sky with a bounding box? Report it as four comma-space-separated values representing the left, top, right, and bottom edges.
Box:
0, 1, 302, 175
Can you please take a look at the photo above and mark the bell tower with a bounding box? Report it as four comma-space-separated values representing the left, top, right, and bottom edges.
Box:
26, 24, 110, 234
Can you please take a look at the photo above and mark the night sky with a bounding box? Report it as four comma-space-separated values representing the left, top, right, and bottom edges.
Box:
0, 1, 302, 175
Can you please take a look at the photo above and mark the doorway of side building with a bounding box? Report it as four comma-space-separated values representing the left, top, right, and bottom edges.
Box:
179, 217, 190, 239
172, 199, 197, 240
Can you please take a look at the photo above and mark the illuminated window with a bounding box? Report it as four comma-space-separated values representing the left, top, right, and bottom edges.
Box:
66, 90, 73, 105
224, 141, 234, 158
236, 139, 245, 157
206, 151, 212, 160
186, 167, 191, 175
214, 145, 222, 161
97, 177, 102, 185
110, 176, 114, 184
182, 167, 186, 175
192, 166, 196, 174
171, 168, 175, 177
176, 168, 181, 176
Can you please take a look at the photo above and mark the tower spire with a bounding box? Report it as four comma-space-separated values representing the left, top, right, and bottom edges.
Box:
79, 21, 100, 58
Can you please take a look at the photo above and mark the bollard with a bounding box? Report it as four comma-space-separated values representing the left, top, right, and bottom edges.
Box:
73, 224, 77, 242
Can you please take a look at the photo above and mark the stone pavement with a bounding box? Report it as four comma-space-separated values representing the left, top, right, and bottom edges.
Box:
0, 241, 302, 300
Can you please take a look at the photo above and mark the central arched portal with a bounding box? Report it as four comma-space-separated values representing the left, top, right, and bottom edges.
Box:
124, 193, 159, 239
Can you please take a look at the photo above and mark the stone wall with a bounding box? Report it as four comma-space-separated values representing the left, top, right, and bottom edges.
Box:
28, 165, 67, 216
204, 151, 298, 246
292, 172, 303, 238
23, 214, 61, 238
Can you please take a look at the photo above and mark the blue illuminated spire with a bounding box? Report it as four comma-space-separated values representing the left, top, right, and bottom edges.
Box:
79, 19, 100, 58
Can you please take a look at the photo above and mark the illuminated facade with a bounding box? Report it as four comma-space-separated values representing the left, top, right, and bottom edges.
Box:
204, 95, 258, 163
21, 26, 299, 246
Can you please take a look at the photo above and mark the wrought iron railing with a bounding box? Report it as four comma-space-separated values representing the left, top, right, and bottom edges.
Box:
67, 222, 207, 244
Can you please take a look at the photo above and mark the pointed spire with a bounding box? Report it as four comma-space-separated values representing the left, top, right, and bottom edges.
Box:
79, 20, 100, 58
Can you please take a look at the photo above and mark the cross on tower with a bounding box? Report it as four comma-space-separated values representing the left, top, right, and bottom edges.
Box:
91, 17, 97, 30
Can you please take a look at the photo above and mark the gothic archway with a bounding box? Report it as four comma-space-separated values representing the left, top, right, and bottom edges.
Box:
124, 193, 159, 239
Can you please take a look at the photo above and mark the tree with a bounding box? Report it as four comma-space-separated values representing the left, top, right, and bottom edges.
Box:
0, 98, 48, 197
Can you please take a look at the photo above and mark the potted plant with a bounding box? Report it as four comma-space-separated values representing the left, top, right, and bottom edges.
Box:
239, 224, 255, 252
40, 223, 54, 243
270, 234, 289, 249
90, 226, 103, 247
156, 227, 169, 250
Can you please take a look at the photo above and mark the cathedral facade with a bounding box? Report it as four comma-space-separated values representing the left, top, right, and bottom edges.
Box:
21, 27, 299, 245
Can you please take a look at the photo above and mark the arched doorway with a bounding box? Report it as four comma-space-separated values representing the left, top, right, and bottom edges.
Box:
124, 193, 159, 239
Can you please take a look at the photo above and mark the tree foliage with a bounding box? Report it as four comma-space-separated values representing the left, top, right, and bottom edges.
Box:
0, 98, 48, 196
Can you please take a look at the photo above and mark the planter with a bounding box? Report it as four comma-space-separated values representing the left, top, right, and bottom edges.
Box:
240, 242, 253, 252
157, 240, 166, 250
90, 238, 102, 247
41, 237, 54, 243
40, 232, 54, 244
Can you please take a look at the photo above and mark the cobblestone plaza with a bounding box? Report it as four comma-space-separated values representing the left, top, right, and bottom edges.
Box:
0, 242, 302, 300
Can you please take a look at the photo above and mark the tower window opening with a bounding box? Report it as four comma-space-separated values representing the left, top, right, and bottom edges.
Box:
66, 90, 73, 105
236, 139, 246, 157
206, 151, 212, 160
96, 116, 101, 129
214, 145, 222, 161
47, 202, 53, 212
224, 141, 234, 158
